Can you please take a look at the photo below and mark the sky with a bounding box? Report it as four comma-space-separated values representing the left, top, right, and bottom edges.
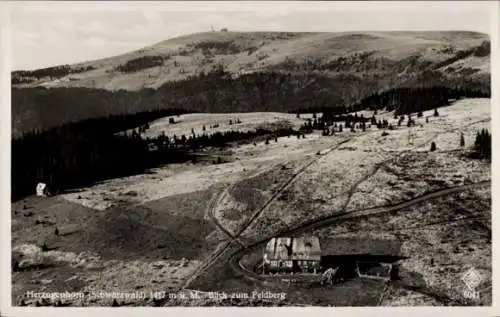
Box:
7, 1, 495, 70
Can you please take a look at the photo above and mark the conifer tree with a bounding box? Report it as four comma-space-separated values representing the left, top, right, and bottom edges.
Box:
473, 129, 491, 159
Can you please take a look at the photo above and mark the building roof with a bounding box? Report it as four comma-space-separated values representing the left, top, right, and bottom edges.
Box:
264, 236, 321, 261
320, 237, 402, 256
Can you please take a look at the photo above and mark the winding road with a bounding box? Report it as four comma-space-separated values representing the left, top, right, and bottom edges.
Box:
228, 180, 491, 282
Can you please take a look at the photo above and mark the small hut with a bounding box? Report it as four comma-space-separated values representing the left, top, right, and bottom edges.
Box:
36, 183, 49, 197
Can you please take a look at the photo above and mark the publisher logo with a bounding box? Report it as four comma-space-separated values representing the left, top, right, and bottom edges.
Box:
461, 268, 482, 300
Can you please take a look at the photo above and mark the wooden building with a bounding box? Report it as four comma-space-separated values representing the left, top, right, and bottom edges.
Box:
263, 236, 321, 274
320, 236, 405, 281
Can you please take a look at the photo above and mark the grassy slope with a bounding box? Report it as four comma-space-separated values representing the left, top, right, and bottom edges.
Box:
12, 31, 489, 91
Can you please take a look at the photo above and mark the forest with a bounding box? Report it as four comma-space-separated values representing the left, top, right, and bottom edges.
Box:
12, 109, 299, 201
12, 63, 490, 136
348, 86, 490, 115
292, 85, 489, 120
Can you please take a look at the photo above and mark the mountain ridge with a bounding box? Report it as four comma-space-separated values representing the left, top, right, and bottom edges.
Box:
12, 31, 490, 90
11, 31, 490, 136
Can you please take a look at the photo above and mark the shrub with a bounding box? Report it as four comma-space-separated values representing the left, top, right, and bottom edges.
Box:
116, 56, 164, 73
191, 40, 241, 55
430, 142, 437, 152
474, 40, 490, 57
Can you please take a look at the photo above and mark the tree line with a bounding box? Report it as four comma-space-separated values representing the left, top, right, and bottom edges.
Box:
12, 65, 95, 84
12, 109, 190, 200
12, 110, 301, 200
291, 86, 489, 117
13, 64, 490, 137
347, 86, 489, 115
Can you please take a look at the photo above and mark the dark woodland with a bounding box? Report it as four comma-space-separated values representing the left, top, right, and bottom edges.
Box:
11, 64, 490, 136
12, 109, 299, 200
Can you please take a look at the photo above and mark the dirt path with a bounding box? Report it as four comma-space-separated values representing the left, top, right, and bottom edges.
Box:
236, 138, 352, 240
338, 116, 489, 214
205, 181, 251, 248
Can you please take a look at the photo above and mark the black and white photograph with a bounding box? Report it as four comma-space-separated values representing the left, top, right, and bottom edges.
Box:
2, 0, 498, 313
